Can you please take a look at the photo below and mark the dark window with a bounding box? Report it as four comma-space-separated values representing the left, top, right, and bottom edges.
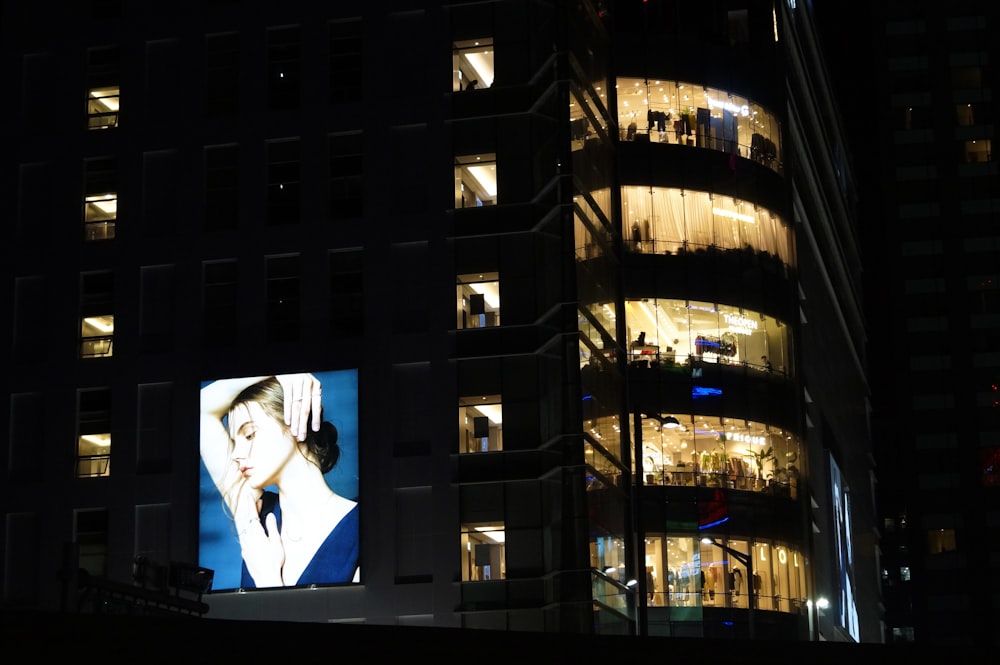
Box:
75, 508, 109, 574
267, 139, 300, 225
203, 260, 238, 348
205, 33, 240, 117
329, 132, 363, 220
204, 144, 239, 230
329, 249, 363, 339
267, 26, 300, 110
329, 19, 363, 103
266, 255, 300, 343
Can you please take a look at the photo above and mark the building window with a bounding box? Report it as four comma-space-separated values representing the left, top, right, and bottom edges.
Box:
75, 508, 109, 575
329, 249, 363, 339
955, 103, 975, 126
614, 77, 782, 173
329, 19, 362, 103
454, 153, 496, 208
267, 26, 300, 110
80, 271, 114, 358
982, 446, 1000, 486
267, 139, 300, 225
452, 38, 493, 92
952, 66, 982, 88
328, 132, 363, 219
203, 260, 238, 347
204, 144, 239, 231
457, 273, 500, 329
86, 46, 119, 129
618, 186, 794, 267
927, 528, 956, 554
727, 9, 750, 48
84, 157, 117, 241
81, 315, 115, 358
459, 395, 502, 453
205, 33, 240, 117
899, 566, 911, 581
963, 139, 991, 163
461, 522, 505, 581
77, 389, 111, 478
266, 255, 299, 343
87, 87, 119, 130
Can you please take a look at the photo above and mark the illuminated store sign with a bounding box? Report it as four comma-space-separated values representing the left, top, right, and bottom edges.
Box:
712, 207, 755, 224
706, 97, 751, 117
723, 312, 758, 335
729, 431, 767, 446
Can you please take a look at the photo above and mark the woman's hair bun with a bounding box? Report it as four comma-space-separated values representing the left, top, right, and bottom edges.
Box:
309, 421, 340, 473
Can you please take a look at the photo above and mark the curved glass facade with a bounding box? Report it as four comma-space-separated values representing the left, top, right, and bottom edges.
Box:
625, 298, 793, 376
632, 413, 803, 498
644, 535, 808, 615
616, 77, 782, 172
621, 186, 794, 268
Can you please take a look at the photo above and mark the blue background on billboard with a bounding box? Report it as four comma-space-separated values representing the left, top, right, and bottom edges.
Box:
198, 369, 359, 591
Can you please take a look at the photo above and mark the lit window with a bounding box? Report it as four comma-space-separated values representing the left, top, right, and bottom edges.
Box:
77, 389, 111, 478
87, 86, 119, 129
84, 194, 117, 241
84, 157, 117, 241
80, 271, 114, 358
955, 103, 975, 126
452, 39, 493, 92
461, 522, 505, 581
81, 315, 114, 358
86, 46, 119, 129
964, 139, 991, 163
457, 272, 500, 329
927, 528, 956, 554
899, 566, 911, 581
459, 395, 502, 453
455, 153, 497, 208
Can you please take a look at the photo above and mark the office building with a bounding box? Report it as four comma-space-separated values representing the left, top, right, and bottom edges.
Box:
1, 0, 879, 641
830, 0, 1000, 647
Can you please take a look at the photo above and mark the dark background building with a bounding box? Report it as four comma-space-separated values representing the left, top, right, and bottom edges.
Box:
817, 0, 1000, 648
1, 0, 887, 647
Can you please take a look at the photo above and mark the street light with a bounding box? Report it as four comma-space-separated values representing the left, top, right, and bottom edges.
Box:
701, 537, 755, 638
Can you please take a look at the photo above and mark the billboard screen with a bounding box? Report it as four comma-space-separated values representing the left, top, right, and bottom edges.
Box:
199, 370, 359, 591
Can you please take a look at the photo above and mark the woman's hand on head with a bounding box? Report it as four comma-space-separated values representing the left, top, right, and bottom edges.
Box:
235, 488, 285, 587
276, 374, 323, 441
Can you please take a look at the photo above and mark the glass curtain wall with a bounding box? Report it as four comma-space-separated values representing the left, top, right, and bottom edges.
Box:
616, 77, 782, 172
620, 186, 793, 268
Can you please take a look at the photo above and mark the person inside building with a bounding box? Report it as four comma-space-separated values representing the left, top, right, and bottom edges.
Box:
200, 373, 359, 588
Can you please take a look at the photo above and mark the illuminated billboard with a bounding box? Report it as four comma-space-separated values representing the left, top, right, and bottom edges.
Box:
829, 454, 859, 641
199, 370, 359, 591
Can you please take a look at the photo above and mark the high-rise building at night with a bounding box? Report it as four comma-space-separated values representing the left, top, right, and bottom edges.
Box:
1, 0, 880, 642
828, 1, 1000, 647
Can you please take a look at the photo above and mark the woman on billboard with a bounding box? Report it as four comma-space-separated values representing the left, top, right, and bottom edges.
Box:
200, 372, 359, 588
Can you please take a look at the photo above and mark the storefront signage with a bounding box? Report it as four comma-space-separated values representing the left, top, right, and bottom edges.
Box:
706, 97, 751, 117
723, 312, 758, 334
729, 431, 767, 446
